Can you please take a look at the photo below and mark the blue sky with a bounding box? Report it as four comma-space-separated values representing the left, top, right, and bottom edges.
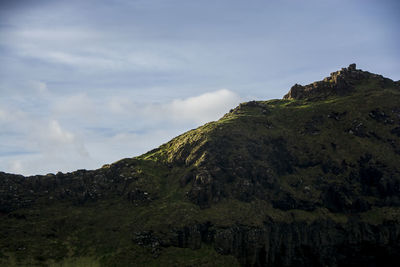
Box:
0, 0, 399, 175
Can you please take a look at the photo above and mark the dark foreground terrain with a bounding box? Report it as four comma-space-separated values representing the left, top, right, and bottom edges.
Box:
1, 64, 400, 266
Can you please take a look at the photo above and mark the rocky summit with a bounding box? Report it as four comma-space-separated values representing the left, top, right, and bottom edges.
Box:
283, 64, 395, 100
1, 65, 400, 266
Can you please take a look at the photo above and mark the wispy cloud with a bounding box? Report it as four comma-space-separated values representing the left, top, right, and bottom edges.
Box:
108, 89, 242, 125
3, 27, 187, 72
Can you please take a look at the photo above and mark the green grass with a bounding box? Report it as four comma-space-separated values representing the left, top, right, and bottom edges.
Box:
1, 74, 400, 265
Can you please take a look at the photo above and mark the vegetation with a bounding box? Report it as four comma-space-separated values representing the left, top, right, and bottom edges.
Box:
1, 65, 400, 266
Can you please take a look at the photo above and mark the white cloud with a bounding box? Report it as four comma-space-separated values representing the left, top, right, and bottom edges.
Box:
43, 51, 125, 70
0, 89, 243, 176
108, 89, 242, 125
1, 119, 90, 175
48, 120, 74, 143
5, 27, 185, 72
165, 89, 241, 124
45, 120, 89, 157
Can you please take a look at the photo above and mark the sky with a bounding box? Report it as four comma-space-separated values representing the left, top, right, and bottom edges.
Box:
0, 0, 399, 176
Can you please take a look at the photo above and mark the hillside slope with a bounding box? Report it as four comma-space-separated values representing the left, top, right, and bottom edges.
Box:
1, 64, 400, 266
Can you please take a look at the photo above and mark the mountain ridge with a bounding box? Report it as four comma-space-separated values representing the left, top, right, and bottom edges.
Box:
1, 65, 400, 266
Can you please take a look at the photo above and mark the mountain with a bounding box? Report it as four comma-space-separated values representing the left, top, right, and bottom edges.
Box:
1, 64, 400, 266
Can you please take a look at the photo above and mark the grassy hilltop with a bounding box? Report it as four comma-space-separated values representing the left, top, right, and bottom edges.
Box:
1, 64, 400, 266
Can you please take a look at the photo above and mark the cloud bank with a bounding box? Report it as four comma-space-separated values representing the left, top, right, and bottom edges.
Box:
0, 88, 242, 176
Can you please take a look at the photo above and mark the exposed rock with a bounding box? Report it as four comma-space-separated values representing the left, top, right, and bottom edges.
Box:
158, 220, 400, 267
369, 109, 394, 124
347, 120, 368, 137
133, 231, 161, 258
283, 63, 398, 100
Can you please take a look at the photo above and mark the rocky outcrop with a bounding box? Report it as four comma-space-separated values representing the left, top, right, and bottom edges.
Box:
211, 220, 400, 267
283, 64, 398, 100
0, 158, 161, 213
133, 218, 400, 267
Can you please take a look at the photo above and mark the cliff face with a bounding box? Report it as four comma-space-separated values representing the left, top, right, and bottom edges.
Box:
1, 65, 400, 266
162, 219, 400, 267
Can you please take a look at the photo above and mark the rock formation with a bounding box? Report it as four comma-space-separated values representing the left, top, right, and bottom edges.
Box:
283, 64, 393, 100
